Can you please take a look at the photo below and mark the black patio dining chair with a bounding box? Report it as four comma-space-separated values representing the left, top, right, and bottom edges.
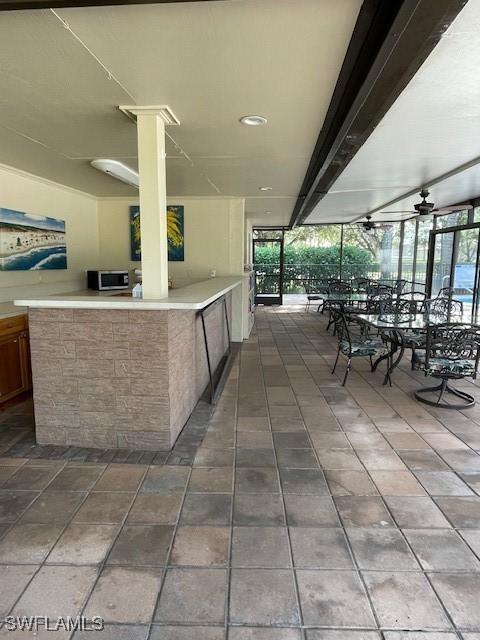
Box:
399, 291, 427, 313
351, 276, 370, 293
328, 280, 353, 295
393, 279, 408, 295
324, 280, 354, 330
412, 323, 480, 408
366, 282, 394, 297
330, 308, 389, 386
438, 286, 454, 299
396, 292, 429, 368
378, 297, 424, 369
425, 296, 464, 320
366, 292, 393, 315
360, 292, 395, 338
378, 298, 414, 318
304, 279, 327, 312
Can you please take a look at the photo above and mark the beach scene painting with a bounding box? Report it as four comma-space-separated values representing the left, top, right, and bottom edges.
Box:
0, 208, 67, 271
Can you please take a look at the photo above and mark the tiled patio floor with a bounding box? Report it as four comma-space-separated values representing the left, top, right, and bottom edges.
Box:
1, 305, 480, 638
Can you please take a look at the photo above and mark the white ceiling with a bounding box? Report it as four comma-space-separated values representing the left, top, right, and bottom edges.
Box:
306, 0, 480, 225
0, 0, 362, 226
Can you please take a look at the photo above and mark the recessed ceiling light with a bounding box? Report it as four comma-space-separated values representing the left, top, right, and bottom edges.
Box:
265, 211, 272, 214
240, 115, 267, 126
259, 186, 273, 191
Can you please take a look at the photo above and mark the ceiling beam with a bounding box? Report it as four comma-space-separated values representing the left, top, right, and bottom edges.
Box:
0, 0, 223, 9
290, 0, 469, 227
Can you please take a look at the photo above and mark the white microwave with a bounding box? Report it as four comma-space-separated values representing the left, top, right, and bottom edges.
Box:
87, 270, 129, 291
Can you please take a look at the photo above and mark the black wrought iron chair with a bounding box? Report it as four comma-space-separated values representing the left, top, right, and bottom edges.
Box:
378, 298, 414, 318
321, 279, 348, 311
304, 280, 327, 312
377, 298, 422, 369
396, 292, 429, 368
399, 291, 427, 313
366, 292, 393, 315
351, 276, 370, 293
413, 323, 480, 408
425, 296, 464, 320
393, 279, 408, 295
328, 281, 353, 295
325, 281, 354, 330
367, 283, 394, 297
331, 308, 389, 385
438, 286, 454, 299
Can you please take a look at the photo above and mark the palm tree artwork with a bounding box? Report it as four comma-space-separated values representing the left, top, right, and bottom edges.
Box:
129, 205, 184, 261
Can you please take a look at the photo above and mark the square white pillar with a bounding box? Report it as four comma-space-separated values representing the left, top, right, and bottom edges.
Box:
136, 112, 169, 299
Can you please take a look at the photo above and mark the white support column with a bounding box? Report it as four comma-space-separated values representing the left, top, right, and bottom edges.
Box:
120, 105, 179, 298
119, 106, 167, 298
135, 112, 168, 298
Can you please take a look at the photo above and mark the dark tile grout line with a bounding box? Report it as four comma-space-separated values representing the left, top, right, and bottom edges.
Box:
267, 314, 382, 635
257, 336, 307, 640
224, 356, 239, 640
141, 467, 193, 638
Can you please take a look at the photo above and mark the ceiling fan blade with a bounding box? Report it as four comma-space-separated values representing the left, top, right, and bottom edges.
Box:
434, 203, 473, 213
376, 210, 414, 214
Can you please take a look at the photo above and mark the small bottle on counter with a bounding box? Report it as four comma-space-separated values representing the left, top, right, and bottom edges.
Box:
132, 283, 143, 298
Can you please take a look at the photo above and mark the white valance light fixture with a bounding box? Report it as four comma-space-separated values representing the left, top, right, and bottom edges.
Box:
90, 159, 139, 188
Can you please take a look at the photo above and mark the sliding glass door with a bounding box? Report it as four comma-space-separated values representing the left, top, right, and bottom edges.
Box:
427, 222, 480, 322
431, 230, 455, 297
253, 232, 284, 306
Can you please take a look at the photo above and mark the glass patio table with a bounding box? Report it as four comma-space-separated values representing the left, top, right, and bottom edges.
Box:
354, 312, 476, 385
321, 293, 369, 303
322, 293, 370, 330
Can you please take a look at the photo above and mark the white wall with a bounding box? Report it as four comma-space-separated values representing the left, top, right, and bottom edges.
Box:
97, 196, 246, 285
0, 164, 99, 303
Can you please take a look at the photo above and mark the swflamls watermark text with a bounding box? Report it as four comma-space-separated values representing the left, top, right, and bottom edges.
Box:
3, 616, 104, 632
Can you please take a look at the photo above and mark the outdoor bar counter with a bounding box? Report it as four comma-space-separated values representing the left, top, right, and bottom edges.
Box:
15, 276, 243, 451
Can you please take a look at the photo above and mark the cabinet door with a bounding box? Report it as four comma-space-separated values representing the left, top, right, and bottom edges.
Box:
20, 331, 32, 391
0, 332, 27, 402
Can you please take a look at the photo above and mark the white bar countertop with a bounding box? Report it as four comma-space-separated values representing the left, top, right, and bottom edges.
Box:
14, 276, 244, 311
0, 302, 28, 319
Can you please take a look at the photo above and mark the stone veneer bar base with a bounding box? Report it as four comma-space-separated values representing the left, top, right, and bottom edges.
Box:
28, 294, 230, 450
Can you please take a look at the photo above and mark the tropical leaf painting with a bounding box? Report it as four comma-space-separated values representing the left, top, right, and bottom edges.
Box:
129, 206, 141, 261
166, 206, 184, 261
129, 205, 184, 262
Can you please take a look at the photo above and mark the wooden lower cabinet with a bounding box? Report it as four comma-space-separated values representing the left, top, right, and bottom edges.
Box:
0, 315, 31, 404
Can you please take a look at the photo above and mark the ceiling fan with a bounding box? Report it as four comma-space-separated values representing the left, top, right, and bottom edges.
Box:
375, 189, 472, 221
358, 215, 392, 232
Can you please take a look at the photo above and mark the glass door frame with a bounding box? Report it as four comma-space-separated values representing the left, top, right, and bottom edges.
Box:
253, 233, 285, 306
426, 221, 480, 322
